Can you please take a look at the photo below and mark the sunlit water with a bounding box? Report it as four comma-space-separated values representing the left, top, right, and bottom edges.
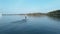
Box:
0, 15, 60, 34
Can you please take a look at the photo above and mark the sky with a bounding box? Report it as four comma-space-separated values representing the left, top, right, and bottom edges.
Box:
0, 0, 60, 14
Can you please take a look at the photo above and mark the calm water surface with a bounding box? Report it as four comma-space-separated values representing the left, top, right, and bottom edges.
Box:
0, 15, 60, 34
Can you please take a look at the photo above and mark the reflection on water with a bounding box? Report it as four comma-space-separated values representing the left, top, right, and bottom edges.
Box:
0, 15, 60, 34
48, 15, 60, 22
11, 16, 27, 24
11, 18, 27, 23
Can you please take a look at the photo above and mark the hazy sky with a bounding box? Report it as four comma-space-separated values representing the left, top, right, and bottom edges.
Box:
0, 0, 60, 14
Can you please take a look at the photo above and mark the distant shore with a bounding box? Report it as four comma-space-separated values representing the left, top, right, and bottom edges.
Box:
2, 10, 60, 16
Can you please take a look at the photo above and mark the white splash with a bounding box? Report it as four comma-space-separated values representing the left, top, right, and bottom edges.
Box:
0, 13, 2, 19
0, 13, 2, 17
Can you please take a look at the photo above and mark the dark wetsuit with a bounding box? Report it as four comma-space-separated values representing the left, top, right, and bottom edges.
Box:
25, 16, 27, 19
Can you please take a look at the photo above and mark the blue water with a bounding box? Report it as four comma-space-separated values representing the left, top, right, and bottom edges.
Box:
0, 15, 60, 34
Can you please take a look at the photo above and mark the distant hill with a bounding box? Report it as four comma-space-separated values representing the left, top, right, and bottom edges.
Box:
48, 10, 60, 16
26, 13, 46, 16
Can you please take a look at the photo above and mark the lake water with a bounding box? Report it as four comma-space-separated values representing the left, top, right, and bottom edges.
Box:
0, 15, 60, 34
